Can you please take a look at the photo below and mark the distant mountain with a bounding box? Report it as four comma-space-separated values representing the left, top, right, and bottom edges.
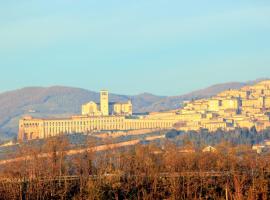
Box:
0, 79, 268, 140
145, 78, 269, 112
141, 82, 248, 112
0, 87, 164, 140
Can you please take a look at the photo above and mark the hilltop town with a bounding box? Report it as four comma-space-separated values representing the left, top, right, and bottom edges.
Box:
17, 80, 270, 141
148, 80, 270, 132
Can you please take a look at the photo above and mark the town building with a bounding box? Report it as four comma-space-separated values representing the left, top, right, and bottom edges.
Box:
113, 101, 132, 116
18, 80, 270, 141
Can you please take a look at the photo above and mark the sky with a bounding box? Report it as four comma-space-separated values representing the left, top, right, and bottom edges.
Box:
0, 0, 270, 96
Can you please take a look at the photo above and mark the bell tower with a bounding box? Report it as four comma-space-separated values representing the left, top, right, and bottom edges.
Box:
100, 90, 109, 116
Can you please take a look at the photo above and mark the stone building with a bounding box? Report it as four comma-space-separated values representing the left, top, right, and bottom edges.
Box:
18, 90, 177, 141
18, 81, 270, 141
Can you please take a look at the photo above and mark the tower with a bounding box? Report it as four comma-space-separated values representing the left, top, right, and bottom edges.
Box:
100, 90, 109, 116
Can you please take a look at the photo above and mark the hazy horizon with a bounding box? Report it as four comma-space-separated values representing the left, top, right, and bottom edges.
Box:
0, 77, 269, 97
1, 1, 270, 95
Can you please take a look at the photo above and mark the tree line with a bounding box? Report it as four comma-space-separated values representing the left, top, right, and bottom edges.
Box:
166, 127, 270, 148
0, 134, 270, 200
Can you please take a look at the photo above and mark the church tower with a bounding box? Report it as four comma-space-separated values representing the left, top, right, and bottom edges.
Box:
100, 90, 109, 116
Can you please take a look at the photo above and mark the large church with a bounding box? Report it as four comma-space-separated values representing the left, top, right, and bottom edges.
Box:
81, 90, 132, 117
18, 90, 177, 141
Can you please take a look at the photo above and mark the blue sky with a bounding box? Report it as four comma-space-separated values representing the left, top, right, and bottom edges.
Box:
0, 0, 270, 96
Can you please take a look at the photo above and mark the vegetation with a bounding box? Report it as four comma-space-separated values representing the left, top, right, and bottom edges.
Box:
1, 133, 270, 200
166, 127, 270, 147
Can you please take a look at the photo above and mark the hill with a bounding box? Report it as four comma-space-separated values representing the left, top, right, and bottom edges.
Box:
0, 87, 164, 139
0, 79, 267, 140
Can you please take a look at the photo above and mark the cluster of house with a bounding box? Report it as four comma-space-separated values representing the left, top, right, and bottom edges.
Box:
252, 140, 270, 154
146, 80, 270, 132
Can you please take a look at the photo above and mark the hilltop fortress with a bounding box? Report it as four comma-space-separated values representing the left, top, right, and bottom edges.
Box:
18, 81, 270, 141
